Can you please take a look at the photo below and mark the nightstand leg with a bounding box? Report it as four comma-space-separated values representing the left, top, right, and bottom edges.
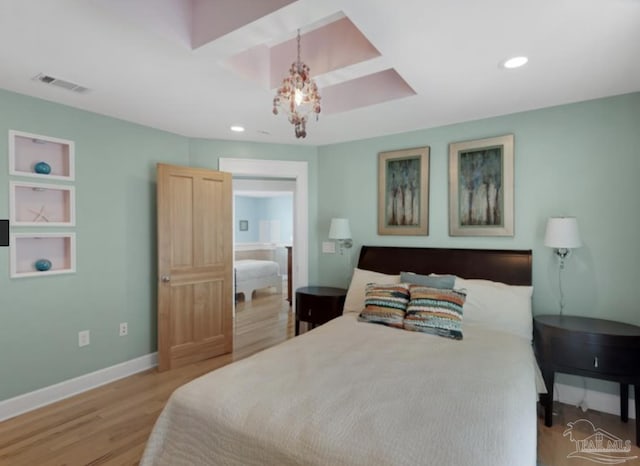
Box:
295, 318, 300, 336
541, 369, 555, 427
635, 383, 640, 447
620, 383, 629, 422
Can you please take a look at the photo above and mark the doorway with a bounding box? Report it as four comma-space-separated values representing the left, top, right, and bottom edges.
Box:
233, 178, 294, 306
220, 159, 307, 353
219, 158, 309, 300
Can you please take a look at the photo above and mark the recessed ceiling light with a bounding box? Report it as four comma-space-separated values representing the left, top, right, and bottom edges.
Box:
230, 125, 245, 132
502, 56, 528, 69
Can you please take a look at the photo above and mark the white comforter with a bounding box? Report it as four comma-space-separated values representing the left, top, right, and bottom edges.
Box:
235, 260, 280, 282
141, 314, 537, 466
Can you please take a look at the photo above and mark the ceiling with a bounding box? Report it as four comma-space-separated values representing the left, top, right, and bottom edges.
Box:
0, 0, 638, 146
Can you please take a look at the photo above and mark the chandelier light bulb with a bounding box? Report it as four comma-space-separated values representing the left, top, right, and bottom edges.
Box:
294, 88, 303, 106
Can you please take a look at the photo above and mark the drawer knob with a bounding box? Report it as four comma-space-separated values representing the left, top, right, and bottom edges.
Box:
594, 357, 599, 368
309, 309, 312, 316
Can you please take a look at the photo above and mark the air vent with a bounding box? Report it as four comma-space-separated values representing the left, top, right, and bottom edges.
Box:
32, 73, 90, 94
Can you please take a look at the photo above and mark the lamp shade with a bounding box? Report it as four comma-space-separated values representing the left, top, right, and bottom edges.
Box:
544, 217, 582, 249
329, 218, 351, 240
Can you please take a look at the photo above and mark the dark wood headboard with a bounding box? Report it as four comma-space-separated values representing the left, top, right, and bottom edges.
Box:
357, 246, 532, 286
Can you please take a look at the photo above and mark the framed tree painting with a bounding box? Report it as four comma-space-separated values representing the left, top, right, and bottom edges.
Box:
378, 146, 429, 235
448, 134, 514, 236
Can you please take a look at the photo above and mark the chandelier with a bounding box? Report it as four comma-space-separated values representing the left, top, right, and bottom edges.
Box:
272, 29, 321, 138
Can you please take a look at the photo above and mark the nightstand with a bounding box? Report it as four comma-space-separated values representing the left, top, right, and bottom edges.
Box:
533, 314, 640, 446
295, 286, 347, 336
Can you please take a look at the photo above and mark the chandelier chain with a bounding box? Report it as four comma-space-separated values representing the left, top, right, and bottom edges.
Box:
296, 29, 301, 68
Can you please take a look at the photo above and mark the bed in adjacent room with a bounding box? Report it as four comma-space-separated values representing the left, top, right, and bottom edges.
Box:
234, 244, 284, 302
142, 246, 539, 466
234, 259, 282, 302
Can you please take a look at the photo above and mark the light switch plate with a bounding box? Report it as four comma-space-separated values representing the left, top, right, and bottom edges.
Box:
78, 330, 90, 347
322, 241, 336, 254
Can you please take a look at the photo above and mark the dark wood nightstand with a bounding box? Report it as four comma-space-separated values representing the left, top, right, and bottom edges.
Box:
295, 286, 347, 336
533, 314, 640, 446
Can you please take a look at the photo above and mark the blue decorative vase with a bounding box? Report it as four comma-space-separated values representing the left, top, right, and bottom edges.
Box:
34, 161, 51, 175
35, 259, 52, 272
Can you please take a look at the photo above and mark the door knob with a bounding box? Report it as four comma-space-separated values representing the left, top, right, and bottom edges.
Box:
161, 275, 171, 282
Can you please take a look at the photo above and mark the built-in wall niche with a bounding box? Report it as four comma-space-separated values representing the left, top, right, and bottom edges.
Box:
8, 130, 75, 181
9, 181, 75, 227
10, 233, 76, 278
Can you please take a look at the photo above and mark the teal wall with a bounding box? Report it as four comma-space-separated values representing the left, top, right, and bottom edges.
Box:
263, 195, 294, 244
234, 196, 261, 243
317, 92, 640, 396
1, 87, 638, 403
234, 195, 294, 244
0, 89, 189, 401
0, 91, 317, 401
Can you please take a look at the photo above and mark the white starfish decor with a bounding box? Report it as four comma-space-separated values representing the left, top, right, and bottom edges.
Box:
29, 205, 50, 222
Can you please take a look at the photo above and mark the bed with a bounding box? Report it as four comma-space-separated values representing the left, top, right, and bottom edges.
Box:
142, 246, 539, 466
234, 245, 284, 302
234, 259, 283, 302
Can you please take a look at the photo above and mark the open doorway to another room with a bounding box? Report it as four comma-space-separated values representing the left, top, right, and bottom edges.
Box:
232, 179, 295, 331
220, 158, 308, 353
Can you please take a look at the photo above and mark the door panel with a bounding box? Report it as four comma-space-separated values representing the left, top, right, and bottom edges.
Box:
157, 163, 233, 371
169, 175, 194, 268
197, 174, 226, 266
169, 285, 194, 346
194, 280, 223, 340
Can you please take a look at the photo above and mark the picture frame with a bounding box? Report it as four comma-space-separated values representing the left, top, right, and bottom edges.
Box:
239, 220, 249, 231
378, 146, 429, 235
448, 134, 514, 236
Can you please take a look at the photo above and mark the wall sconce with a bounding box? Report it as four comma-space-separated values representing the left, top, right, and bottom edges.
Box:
328, 218, 352, 255
544, 216, 582, 315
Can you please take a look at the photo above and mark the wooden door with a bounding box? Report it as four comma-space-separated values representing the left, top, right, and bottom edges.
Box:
157, 163, 233, 371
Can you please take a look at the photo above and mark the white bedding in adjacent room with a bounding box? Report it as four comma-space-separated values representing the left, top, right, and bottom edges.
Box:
234, 259, 282, 301
234, 259, 279, 282
141, 313, 538, 466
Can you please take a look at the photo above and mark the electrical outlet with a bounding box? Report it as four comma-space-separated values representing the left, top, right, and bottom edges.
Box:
78, 330, 90, 347
119, 322, 128, 336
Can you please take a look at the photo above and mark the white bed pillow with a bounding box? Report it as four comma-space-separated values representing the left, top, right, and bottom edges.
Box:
343, 268, 401, 313
454, 277, 533, 341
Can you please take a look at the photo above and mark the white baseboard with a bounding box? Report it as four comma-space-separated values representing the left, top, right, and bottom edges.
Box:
555, 382, 636, 419
0, 352, 157, 422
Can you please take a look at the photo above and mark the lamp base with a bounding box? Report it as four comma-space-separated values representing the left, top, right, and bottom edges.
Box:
336, 239, 352, 256
555, 248, 570, 270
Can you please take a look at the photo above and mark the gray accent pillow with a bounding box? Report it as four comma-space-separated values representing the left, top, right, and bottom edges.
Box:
400, 272, 456, 289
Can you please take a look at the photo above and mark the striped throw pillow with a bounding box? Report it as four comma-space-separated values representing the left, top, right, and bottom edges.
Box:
358, 283, 410, 328
404, 285, 466, 340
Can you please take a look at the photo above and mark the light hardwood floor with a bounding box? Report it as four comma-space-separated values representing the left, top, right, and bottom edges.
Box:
1, 291, 637, 465
0, 289, 292, 466
537, 401, 639, 466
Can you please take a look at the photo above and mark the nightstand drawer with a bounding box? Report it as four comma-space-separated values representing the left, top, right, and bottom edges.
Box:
297, 296, 342, 324
534, 314, 640, 447
551, 341, 640, 376
297, 302, 323, 324
295, 286, 347, 336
